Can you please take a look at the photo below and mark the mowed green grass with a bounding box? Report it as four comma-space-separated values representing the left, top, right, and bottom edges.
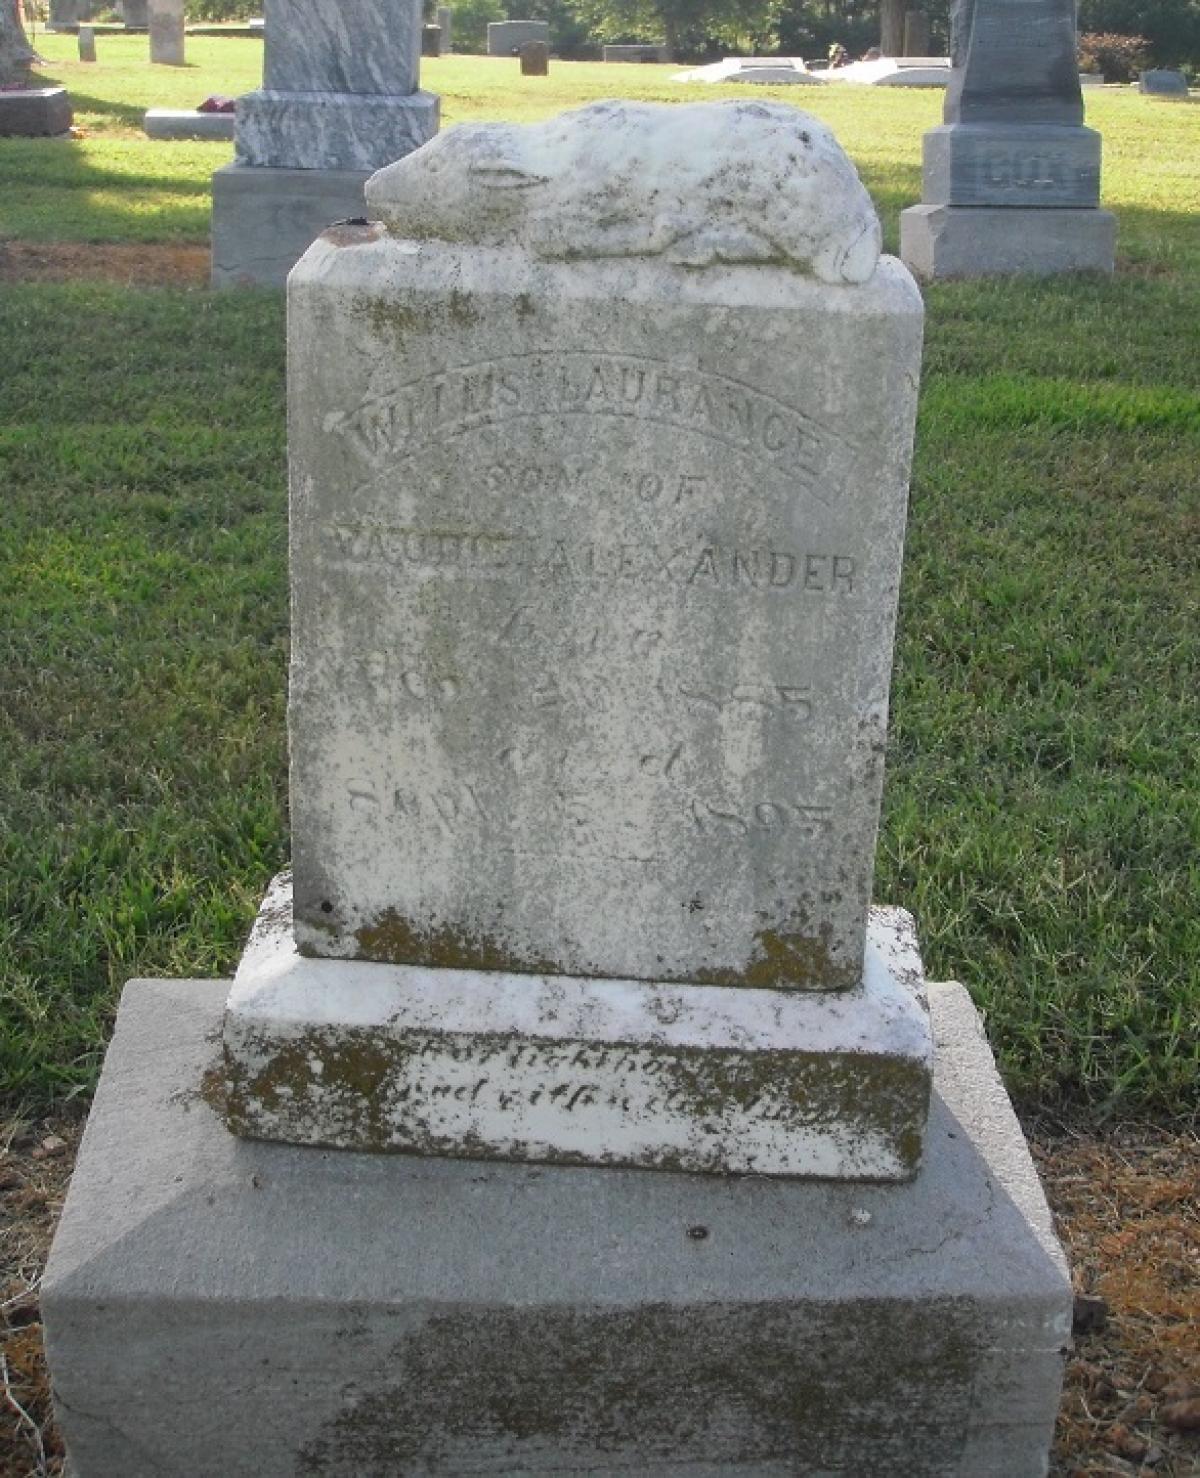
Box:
0, 42, 1197, 1116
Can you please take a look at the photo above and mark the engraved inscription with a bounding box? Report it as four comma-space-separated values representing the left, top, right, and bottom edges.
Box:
321, 524, 858, 597
323, 352, 859, 505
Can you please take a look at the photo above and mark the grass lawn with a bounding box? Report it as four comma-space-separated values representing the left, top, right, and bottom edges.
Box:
0, 39, 1197, 1119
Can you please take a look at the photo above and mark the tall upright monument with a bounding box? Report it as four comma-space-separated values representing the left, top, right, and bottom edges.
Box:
211, 0, 439, 288
901, 0, 1116, 277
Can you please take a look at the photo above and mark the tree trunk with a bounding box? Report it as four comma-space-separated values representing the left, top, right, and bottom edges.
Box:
880, 0, 905, 55
1, 0, 37, 87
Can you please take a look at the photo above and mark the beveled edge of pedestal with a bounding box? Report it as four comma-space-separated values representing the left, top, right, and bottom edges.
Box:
221, 874, 933, 1180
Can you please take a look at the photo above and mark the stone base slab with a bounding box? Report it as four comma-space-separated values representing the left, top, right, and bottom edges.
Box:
0, 86, 73, 137
922, 123, 1102, 208
234, 87, 439, 171
144, 107, 234, 140
42, 975, 1070, 1476
211, 161, 370, 287
900, 203, 1117, 278
223, 876, 933, 1181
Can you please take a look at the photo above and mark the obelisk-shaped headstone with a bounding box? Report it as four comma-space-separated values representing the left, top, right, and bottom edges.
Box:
900, 0, 1116, 275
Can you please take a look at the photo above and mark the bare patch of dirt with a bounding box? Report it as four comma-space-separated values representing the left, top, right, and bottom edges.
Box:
0, 241, 209, 286
1032, 1122, 1200, 1477
1, 1113, 1196, 1476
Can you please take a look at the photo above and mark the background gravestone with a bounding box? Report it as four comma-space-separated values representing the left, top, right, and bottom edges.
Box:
436, 4, 451, 53
77, 24, 95, 61
148, 0, 184, 65
519, 37, 548, 73
487, 17, 548, 55
1139, 69, 1188, 95
122, 0, 148, 27
900, 0, 1117, 275
42, 101, 1071, 1477
211, 0, 439, 287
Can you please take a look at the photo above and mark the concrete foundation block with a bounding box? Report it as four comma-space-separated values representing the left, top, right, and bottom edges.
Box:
900, 202, 1117, 278
144, 107, 234, 141
43, 976, 1070, 1476
211, 161, 370, 288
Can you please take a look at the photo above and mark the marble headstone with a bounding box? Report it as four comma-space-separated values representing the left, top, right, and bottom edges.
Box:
222, 101, 933, 1180
148, 0, 185, 65
235, 0, 437, 171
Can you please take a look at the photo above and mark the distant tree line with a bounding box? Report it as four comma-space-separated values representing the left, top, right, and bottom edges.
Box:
179, 0, 1196, 70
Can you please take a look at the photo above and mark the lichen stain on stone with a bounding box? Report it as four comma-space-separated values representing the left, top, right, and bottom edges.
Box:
689, 920, 855, 991
354, 907, 562, 977
294, 1300, 976, 1473
224, 1029, 412, 1150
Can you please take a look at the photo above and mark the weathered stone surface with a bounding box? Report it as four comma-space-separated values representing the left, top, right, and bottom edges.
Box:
421, 23, 441, 58
900, 201, 1117, 277
436, 5, 451, 53
210, 161, 370, 288
922, 121, 1102, 206
43, 975, 1071, 1476
0, 87, 73, 137
122, 0, 148, 26
76, 24, 96, 61
145, 106, 234, 140
224, 875, 933, 1178
519, 39, 548, 74
944, 0, 1083, 127
286, 103, 916, 994
262, 0, 420, 96
486, 18, 548, 55
148, 0, 183, 63
1139, 68, 1189, 95
235, 87, 438, 171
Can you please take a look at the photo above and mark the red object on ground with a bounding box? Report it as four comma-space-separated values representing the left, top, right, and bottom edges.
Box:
197, 95, 236, 114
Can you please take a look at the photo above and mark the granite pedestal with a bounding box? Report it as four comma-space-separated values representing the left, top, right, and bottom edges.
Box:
901, 202, 1117, 278
43, 976, 1071, 1476
0, 86, 72, 136
211, 161, 370, 288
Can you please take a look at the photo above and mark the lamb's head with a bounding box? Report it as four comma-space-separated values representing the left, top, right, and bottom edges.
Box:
365, 100, 881, 285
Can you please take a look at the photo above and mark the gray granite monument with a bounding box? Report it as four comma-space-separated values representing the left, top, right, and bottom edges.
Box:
436, 4, 452, 53
1139, 68, 1189, 95
41, 102, 1070, 1477
901, 0, 1117, 276
211, 0, 439, 287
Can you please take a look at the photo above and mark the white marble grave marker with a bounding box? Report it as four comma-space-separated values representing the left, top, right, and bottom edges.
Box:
224, 101, 933, 1179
